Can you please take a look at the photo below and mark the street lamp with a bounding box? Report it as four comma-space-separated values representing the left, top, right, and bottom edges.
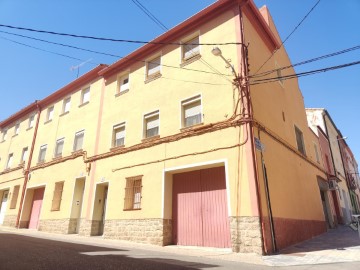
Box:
211, 47, 237, 77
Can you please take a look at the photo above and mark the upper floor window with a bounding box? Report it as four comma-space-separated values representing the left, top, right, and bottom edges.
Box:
2, 129, 7, 141
6, 153, 13, 169
55, 138, 64, 157
14, 123, 20, 135
314, 143, 320, 163
28, 115, 35, 129
20, 147, 28, 163
38, 144, 47, 163
146, 56, 161, 78
62, 97, 71, 114
73, 130, 84, 151
182, 35, 200, 61
182, 95, 202, 128
81, 87, 90, 105
275, 62, 284, 85
117, 73, 130, 95
294, 126, 306, 155
46, 106, 54, 122
113, 123, 125, 147
144, 111, 159, 138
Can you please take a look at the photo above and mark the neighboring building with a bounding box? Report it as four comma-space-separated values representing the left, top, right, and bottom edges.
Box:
306, 108, 355, 224
0, 0, 342, 254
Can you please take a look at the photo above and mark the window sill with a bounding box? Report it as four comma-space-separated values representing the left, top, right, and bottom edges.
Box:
37, 161, 45, 165
115, 89, 129, 97
26, 127, 33, 131
44, 119, 52, 125
78, 101, 89, 108
0, 140, 5, 143
180, 122, 204, 132
51, 209, 60, 212
144, 72, 161, 84
110, 145, 125, 152
180, 54, 201, 67
142, 135, 160, 142
71, 149, 83, 155
59, 111, 69, 117
53, 156, 62, 161
123, 208, 142, 211
12, 134, 19, 138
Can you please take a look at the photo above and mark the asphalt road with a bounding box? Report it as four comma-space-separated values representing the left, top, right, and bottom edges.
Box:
1, 232, 360, 270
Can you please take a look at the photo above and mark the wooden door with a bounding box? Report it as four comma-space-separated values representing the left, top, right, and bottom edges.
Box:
28, 188, 45, 229
173, 166, 231, 248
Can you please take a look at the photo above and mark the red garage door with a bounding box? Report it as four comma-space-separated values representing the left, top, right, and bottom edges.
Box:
172, 166, 231, 248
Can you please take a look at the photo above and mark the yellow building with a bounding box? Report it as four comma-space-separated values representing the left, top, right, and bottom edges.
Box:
1, 0, 329, 254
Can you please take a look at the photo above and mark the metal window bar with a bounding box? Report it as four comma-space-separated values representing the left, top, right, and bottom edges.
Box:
124, 177, 142, 210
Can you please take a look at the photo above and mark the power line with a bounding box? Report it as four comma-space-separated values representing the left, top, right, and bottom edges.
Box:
0, 35, 99, 65
0, 23, 242, 46
130, 0, 168, 31
249, 59, 360, 85
250, 44, 360, 78
0, 29, 232, 77
253, 0, 321, 75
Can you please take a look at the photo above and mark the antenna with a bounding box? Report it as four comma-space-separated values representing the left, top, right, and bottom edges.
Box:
70, 58, 92, 78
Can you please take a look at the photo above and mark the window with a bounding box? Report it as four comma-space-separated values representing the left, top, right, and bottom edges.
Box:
275, 62, 284, 85
10, 185, 20, 209
146, 56, 161, 78
6, 153, 13, 169
81, 87, 90, 104
2, 129, 7, 141
124, 176, 142, 210
38, 144, 47, 163
14, 123, 20, 135
314, 143, 320, 163
294, 126, 306, 155
182, 35, 200, 61
144, 111, 159, 138
113, 123, 125, 147
51, 181, 64, 211
20, 147, 28, 163
62, 97, 71, 114
73, 130, 84, 151
28, 115, 35, 129
182, 95, 202, 127
117, 74, 129, 94
54, 138, 64, 157
46, 106, 54, 121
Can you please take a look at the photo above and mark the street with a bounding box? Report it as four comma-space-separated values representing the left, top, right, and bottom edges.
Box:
1, 231, 360, 270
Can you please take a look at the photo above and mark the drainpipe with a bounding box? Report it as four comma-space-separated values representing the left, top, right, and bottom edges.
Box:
238, 4, 266, 254
15, 101, 42, 228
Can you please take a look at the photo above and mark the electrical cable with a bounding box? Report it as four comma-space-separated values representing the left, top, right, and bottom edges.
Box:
249, 59, 360, 85
253, 0, 321, 75
130, 0, 168, 31
0, 23, 242, 46
250, 44, 360, 78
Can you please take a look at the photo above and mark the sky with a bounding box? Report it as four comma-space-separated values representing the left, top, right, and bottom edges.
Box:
0, 0, 359, 161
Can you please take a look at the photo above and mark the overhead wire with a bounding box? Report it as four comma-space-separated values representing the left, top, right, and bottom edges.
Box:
253, 0, 321, 75
130, 0, 168, 31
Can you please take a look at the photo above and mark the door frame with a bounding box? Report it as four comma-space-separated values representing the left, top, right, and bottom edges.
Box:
0, 189, 10, 224
69, 177, 86, 233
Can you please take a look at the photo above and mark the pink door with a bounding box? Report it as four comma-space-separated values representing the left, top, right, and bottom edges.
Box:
28, 188, 45, 229
173, 167, 231, 248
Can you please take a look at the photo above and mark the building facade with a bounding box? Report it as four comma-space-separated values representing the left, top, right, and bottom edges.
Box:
0, 0, 349, 254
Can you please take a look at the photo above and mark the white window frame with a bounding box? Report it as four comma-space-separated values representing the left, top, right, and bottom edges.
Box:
112, 122, 126, 148
181, 94, 202, 128
54, 138, 65, 157
117, 73, 130, 94
81, 87, 90, 105
181, 33, 200, 61
146, 55, 161, 78
14, 123, 20, 135
28, 115, 35, 129
20, 147, 28, 163
46, 106, 54, 122
2, 129, 7, 141
6, 153, 13, 169
73, 130, 84, 152
38, 144, 47, 163
143, 110, 160, 139
62, 97, 71, 114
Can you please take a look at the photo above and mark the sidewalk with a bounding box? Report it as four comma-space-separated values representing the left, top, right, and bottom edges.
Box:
1, 225, 360, 267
